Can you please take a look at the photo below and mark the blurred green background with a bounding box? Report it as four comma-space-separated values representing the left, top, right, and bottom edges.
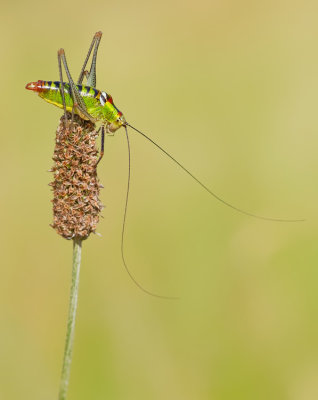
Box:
0, 0, 317, 399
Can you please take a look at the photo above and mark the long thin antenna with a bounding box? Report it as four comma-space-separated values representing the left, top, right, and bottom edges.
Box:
126, 124, 304, 223
122, 126, 178, 299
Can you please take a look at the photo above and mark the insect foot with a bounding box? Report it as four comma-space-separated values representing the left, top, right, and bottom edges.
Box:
50, 114, 104, 240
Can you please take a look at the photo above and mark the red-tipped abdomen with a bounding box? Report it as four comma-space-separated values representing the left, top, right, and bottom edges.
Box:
25, 80, 46, 92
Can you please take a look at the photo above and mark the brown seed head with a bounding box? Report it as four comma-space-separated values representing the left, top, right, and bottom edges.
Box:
50, 115, 103, 240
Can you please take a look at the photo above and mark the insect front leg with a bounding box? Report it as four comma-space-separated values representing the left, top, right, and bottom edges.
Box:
105, 124, 115, 136
96, 125, 105, 166
96, 123, 117, 166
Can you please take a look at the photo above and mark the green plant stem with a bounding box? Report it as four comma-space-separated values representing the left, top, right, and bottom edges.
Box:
58, 237, 82, 400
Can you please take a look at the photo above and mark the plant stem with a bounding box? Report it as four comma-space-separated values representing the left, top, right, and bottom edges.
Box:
58, 237, 82, 400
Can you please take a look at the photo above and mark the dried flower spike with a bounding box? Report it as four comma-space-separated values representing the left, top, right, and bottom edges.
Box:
50, 114, 103, 240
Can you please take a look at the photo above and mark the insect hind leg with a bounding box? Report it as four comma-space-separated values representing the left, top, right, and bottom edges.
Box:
58, 49, 96, 124
77, 31, 102, 88
57, 50, 68, 125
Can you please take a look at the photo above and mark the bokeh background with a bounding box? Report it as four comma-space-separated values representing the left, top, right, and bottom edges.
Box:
0, 0, 317, 399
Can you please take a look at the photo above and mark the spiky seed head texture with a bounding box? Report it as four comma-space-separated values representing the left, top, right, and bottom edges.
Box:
50, 115, 103, 239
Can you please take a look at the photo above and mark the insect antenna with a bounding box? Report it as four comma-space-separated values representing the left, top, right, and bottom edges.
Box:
121, 126, 179, 299
126, 124, 304, 223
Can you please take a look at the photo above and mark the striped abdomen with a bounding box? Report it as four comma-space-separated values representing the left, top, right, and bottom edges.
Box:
25, 80, 123, 123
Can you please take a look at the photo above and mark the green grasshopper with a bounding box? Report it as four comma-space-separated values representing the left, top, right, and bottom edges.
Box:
26, 32, 303, 297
